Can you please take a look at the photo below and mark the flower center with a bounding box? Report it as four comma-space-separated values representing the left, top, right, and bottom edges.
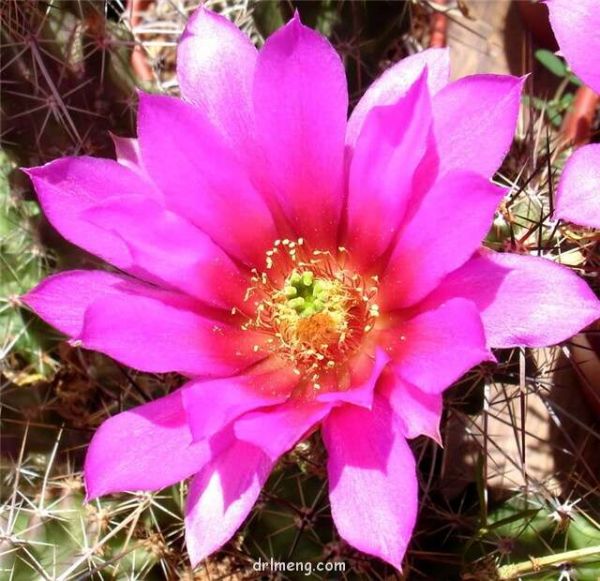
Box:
277, 269, 349, 350
243, 239, 379, 388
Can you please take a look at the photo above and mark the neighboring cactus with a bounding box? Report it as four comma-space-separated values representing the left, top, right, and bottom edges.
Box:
1, 0, 140, 381
1, 150, 53, 380
0, 0, 138, 168
466, 495, 600, 580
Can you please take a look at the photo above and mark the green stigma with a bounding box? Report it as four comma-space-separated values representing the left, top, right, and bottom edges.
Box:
283, 270, 333, 318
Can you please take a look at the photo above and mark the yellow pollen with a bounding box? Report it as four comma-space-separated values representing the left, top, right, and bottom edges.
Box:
241, 239, 380, 388
296, 312, 341, 348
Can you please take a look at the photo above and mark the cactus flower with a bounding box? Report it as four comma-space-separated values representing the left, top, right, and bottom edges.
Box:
22, 7, 600, 570
547, 0, 600, 228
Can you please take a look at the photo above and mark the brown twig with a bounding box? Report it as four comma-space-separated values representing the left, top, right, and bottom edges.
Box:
126, 0, 154, 82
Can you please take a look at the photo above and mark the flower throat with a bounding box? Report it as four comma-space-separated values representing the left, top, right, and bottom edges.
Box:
242, 239, 379, 388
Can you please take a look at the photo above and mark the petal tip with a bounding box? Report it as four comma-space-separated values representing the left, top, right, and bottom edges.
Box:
183, 3, 220, 35
83, 489, 100, 503
83, 470, 104, 502
18, 291, 33, 308
185, 531, 208, 569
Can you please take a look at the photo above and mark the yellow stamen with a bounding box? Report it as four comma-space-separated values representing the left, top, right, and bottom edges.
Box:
241, 239, 380, 388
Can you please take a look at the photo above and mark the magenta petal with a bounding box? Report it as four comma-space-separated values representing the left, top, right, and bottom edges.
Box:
253, 14, 347, 247
387, 298, 492, 394
547, 0, 600, 94
346, 48, 449, 148
322, 395, 417, 570
432, 74, 523, 178
177, 7, 257, 150
382, 171, 505, 309
79, 288, 260, 376
137, 92, 277, 266
182, 367, 296, 442
185, 437, 272, 566
22, 270, 127, 337
83, 195, 246, 307
234, 400, 331, 460
379, 369, 442, 444
85, 390, 208, 498
23, 157, 160, 269
25, 272, 261, 376
555, 144, 600, 229
346, 71, 433, 265
21, 270, 251, 377
423, 251, 600, 348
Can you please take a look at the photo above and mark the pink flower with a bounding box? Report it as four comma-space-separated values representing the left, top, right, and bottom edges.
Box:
22, 7, 600, 569
547, 0, 600, 228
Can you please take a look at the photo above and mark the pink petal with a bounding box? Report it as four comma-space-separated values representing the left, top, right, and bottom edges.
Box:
384, 298, 492, 394
422, 250, 600, 348
22, 270, 128, 337
137, 92, 277, 266
182, 364, 297, 442
234, 400, 331, 460
346, 48, 450, 148
83, 195, 246, 308
23, 157, 160, 268
185, 435, 272, 566
316, 348, 390, 409
111, 134, 143, 172
78, 286, 261, 376
24, 270, 262, 375
382, 171, 505, 309
322, 395, 418, 570
378, 368, 442, 444
547, 0, 600, 94
555, 143, 600, 229
345, 71, 433, 265
253, 14, 347, 247
432, 74, 523, 178
177, 6, 257, 150
85, 389, 209, 498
